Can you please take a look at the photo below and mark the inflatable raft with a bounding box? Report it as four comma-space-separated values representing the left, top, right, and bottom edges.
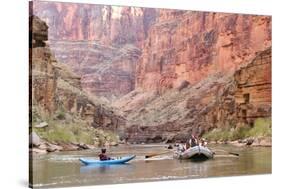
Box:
174, 146, 214, 160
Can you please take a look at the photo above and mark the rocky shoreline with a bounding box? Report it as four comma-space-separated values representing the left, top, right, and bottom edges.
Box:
29, 131, 120, 155
208, 137, 272, 147
30, 134, 271, 156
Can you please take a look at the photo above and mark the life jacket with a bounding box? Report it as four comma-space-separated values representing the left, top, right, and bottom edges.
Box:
99, 153, 109, 161
190, 138, 198, 147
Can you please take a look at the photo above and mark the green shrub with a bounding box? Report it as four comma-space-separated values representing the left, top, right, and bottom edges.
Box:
56, 111, 66, 120
45, 127, 76, 143
231, 126, 251, 140
35, 119, 119, 145
203, 118, 272, 141
75, 131, 93, 144
203, 128, 225, 141
31, 104, 120, 146
248, 118, 271, 137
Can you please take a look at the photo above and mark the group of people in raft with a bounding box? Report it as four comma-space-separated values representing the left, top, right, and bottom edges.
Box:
98, 134, 207, 161
175, 134, 207, 152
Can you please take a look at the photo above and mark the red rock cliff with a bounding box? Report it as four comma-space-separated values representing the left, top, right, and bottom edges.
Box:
32, 1, 156, 99
136, 10, 271, 92
33, 1, 157, 46
30, 15, 125, 132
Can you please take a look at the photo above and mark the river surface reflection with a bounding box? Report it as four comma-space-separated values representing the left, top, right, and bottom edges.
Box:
31, 144, 271, 188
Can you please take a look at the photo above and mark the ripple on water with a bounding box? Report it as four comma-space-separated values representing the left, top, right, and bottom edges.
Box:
31, 145, 271, 187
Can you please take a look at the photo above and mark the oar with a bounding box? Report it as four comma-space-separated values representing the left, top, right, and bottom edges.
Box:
145, 151, 172, 158
228, 152, 239, 156
214, 154, 239, 158
213, 149, 239, 156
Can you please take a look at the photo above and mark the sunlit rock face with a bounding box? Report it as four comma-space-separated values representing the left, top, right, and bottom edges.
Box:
32, 1, 155, 46
32, 1, 156, 99
31, 2, 272, 143
115, 47, 271, 143
30, 15, 57, 114
30, 14, 126, 131
136, 11, 271, 92
113, 10, 271, 143
30, 15, 90, 115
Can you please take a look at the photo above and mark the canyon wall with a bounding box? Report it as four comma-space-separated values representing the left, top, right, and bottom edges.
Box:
30, 15, 57, 114
30, 15, 88, 115
30, 15, 125, 132
116, 47, 271, 143
233, 47, 271, 123
32, 1, 156, 46
136, 10, 271, 92
32, 1, 156, 99
31, 2, 272, 143
114, 10, 272, 142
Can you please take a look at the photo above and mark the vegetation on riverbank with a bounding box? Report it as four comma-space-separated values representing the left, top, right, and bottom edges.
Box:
31, 105, 119, 147
203, 118, 271, 142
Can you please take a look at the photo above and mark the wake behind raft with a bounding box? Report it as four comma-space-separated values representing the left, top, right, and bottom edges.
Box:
79, 155, 136, 165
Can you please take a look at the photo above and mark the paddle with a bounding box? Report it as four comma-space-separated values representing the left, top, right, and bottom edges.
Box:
145, 151, 172, 158
214, 154, 239, 158
213, 149, 239, 156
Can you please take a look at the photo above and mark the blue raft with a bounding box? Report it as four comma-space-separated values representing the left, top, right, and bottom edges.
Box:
79, 155, 136, 165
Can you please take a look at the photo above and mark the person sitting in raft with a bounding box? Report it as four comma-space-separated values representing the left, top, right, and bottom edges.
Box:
185, 141, 190, 150
99, 148, 113, 161
200, 138, 207, 147
177, 143, 186, 152
189, 135, 198, 147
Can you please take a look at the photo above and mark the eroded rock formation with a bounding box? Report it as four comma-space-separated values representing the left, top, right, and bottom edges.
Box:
30, 15, 125, 132
115, 47, 271, 143
233, 47, 271, 124
32, 1, 156, 99
32, 1, 156, 46
30, 15, 57, 113
136, 11, 271, 92
49, 41, 141, 99
31, 1, 272, 143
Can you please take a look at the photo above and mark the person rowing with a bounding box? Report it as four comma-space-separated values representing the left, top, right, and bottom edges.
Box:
189, 134, 199, 148
98, 148, 113, 161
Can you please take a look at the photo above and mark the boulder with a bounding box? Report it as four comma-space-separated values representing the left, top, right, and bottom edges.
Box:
29, 132, 41, 147
252, 137, 272, 147
30, 148, 47, 155
77, 143, 90, 150
229, 140, 244, 147
38, 143, 48, 150
246, 138, 254, 145
258, 137, 272, 147
110, 142, 119, 146
35, 122, 48, 128
46, 143, 63, 152
61, 143, 79, 151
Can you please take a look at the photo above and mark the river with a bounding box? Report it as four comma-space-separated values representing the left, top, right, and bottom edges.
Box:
30, 144, 271, 188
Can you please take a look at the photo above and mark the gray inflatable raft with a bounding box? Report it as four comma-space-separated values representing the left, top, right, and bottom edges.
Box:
174, 146, 214, 160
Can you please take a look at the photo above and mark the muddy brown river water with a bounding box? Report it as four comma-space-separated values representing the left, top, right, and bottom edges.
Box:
30, 144, 271, 188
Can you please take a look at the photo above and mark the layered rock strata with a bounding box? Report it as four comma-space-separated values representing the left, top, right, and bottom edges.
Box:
32, 1, 157, 99
31, 1, 272, 143
30, 15, 125, 132
115, 47, 271, 143
136, 11, 271, 92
